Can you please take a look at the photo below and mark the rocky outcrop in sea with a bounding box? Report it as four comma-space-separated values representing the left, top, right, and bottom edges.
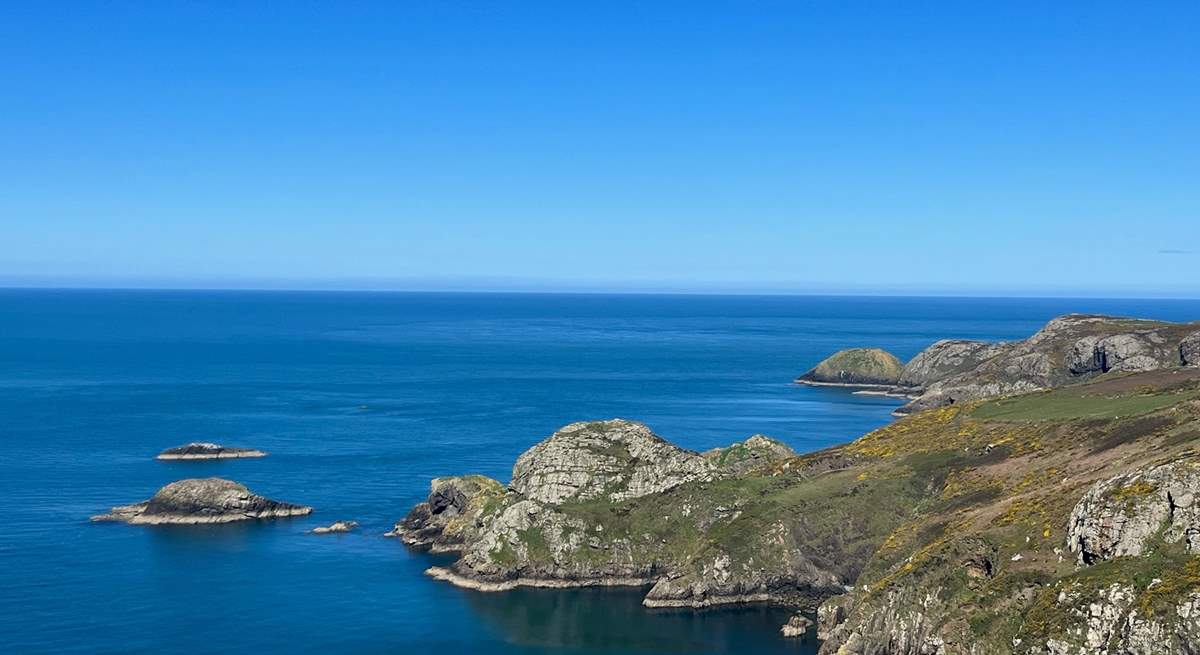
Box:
796, 348, 905, 388
156, 442, 267, 460
92, 478, 312, 524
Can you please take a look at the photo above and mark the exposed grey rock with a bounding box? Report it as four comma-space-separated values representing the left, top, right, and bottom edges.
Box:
1066, 333, 1178, 375
702, 434, 796, 474
91, 478, 311, 524
1028, 584, 1200, 654
894, 314, 1200, 415
642, 546, 843, 608
156, 442, 267, 460
509, 419, 714, 505
1182, 331, 1200, 367
897, 339, 1008, 389
310, 520, 357, 534
1067, 459, 1200, 564
388, 475, 506, 551
781, 613, 814, 637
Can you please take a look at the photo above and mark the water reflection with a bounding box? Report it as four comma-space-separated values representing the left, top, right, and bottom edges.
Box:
459, 584, 818, 654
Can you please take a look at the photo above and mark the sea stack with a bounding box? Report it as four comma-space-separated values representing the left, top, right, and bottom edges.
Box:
795, 347, 904, 388
91, 478, 311, 524
156, 442, 268, 460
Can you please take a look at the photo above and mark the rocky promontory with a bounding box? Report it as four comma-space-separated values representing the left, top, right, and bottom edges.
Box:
796, 347, 905, 388
92, 477, 312, 524
156, 442, 267, 460
401, 364, 1200, 653
798, 314, 1200, 416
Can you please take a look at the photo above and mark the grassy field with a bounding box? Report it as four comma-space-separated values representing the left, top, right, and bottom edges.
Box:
970, 387, 1197, 422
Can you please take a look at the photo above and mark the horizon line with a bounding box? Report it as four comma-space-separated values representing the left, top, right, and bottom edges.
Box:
3, 284, 1200, 302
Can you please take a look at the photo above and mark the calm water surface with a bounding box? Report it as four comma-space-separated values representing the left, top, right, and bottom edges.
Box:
3, 290, 1198, 654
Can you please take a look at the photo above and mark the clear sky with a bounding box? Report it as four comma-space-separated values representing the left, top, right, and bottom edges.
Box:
2, 2, 1198, 296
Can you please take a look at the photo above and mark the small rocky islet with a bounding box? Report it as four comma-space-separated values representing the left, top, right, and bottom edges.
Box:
155, 442, 267, 460
91, 477, 311, 525
310, 520, 358, 534
396, 314, 1200, 654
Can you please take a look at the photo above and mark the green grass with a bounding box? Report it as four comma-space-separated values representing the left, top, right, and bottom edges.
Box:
971, 389, 1195, 422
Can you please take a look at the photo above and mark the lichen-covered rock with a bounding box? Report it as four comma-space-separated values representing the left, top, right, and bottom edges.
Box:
797, 348, 905, 387
1067, 459, 1200, 565
389, 475, 506, 551
155, 442, 267, 460
895, 315, 1200, 415
703, 434, 796, 473
642, 544, 844, 608
897, 339, 1008, 389
1026, 585, 1200, 654
91, 478, 311, 524
1182, 331, 1200, 367
509, 420, 714, 505
1066, 333, 1178, 375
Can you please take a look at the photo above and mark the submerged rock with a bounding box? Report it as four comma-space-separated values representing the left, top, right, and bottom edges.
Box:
91, 478, 311, 524
156, 442, 267, 460
311, 520, 358, 534
796, 348, 904, 388
509, 419, 714, 504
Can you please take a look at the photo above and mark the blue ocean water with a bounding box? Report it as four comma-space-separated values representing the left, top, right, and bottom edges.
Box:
2, 290, 1199, 655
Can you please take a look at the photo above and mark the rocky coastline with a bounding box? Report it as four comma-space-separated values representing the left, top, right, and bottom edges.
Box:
797, 314, 1200, 417
398, 314, 1200, 654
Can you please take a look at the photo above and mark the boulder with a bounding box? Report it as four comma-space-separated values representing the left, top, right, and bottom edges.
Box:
91, 478, 311, 524
509, 420, 713, 505
781, 613, 814, 638
796, 348, 905, 387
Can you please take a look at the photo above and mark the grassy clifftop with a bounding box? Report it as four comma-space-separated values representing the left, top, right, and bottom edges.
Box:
397, 368, 1200, 652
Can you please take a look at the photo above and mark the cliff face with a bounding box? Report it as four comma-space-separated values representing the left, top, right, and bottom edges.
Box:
842, 314, 1200, 415
401, 338, 1200, 653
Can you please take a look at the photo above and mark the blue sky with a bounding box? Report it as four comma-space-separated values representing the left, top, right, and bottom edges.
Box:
2, 2, 1198, 296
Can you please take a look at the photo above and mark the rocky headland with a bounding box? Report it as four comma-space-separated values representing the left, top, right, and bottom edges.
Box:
399, 313, 1200, 654
156, 442, 267, 460
92, 477, 312, 524
798, 314, 1200, 417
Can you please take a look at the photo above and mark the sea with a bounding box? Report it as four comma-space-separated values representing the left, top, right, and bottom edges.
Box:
3, 290, 1198, 654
